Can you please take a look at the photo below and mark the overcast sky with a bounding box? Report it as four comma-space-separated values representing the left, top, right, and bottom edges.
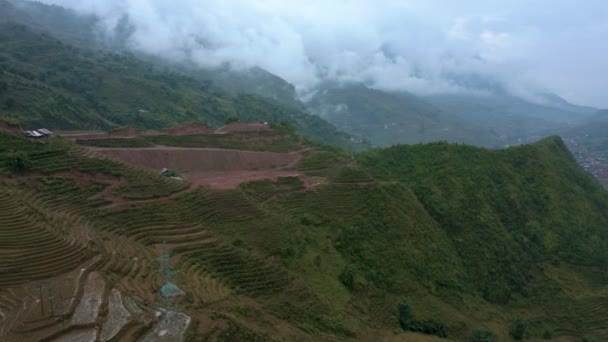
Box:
41, 0, 608, 108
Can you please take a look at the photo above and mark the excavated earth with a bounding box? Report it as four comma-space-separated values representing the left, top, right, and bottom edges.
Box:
92, 146, 305, 189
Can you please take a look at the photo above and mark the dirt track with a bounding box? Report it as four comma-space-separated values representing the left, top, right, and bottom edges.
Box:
93, 146, 304, 189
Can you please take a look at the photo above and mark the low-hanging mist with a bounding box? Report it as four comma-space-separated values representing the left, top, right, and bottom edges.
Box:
38, 0, 608, 107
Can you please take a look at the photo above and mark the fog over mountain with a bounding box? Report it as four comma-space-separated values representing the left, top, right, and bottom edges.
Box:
39, 0, 608, 107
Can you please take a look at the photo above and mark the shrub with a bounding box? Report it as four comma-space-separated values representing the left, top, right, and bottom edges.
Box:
339, 266, 355, 290
4, 97, 16, 109
510, 318, 526, 340
409, 319, 448, 338
398, 301, 412, 330
225, 115, 239, 124
582, 338, 600, 342
397, 301, 448, 338
7, 150, 31, 172
470, 328, 497, 342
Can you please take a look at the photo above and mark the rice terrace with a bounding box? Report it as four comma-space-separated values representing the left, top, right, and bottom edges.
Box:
2, 113, 608, 341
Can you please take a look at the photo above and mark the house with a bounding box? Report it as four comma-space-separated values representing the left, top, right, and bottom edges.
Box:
23, 128, 53, 138
159, 168, 178, 177
37, 128, 53, 136
24, 130, 44, 138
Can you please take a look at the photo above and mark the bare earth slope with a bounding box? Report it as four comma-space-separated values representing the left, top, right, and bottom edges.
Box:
93, 146, 303, 189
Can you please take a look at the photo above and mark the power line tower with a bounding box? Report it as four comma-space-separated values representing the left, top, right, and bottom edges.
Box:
160, 241, 175, 283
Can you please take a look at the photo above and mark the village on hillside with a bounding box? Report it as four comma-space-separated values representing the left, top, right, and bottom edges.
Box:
565, 137, 608, 189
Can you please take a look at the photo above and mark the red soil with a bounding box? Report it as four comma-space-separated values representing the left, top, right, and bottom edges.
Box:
161, 122, 215, 136
61, 132, 112, 141
0, 120, 20, 134
110, 127, 140, 137
92, 146, 303, 189
216, 122, 271, 133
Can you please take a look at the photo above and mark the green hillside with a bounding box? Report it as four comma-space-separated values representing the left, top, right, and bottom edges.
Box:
358, 137, 608, 300
0, 21, 365, 150
1, 128, 608, 341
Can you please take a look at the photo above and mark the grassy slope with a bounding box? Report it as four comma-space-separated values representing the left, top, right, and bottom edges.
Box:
0, 21, 365, 150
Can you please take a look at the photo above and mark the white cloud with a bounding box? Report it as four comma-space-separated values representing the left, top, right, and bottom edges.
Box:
39, 0, 608, 107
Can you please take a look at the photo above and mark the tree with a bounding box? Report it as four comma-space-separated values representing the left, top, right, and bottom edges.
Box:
339, 266, 355, 290
225, 115, 239, 124
398, 300, 412, 330
470, 328, 497, 342
4, 97, 16, 109
8, 151, 32, 173
510, 318, 526, 340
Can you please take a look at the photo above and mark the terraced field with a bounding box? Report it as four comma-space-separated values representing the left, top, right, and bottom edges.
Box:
4, 128, 608, 341
0, 189, 91, 288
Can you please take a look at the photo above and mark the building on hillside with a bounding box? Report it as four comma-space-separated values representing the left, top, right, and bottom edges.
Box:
24, 128, 53, 138
37, 128, 53, 136
23, 130, 44, 138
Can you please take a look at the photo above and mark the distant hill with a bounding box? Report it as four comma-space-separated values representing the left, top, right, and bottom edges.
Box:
589, 109, 608, 122
423, 93, 596, 145
0, 0, 99, 47
307, 83, 501, 147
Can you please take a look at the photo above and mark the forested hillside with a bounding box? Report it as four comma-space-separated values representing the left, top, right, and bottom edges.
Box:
0, 21, 366, 149
359, 137, 608, 301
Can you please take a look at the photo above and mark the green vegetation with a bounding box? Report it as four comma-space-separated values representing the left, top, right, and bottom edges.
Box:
0, 20, 365, 150
510, 318, 527, 340
469, 328, 497, 342
2, 121, 608, 340
358, 136, 608, 303
6, 150, 31, 172
2, 1, 608, 340
397, 301, 448, 338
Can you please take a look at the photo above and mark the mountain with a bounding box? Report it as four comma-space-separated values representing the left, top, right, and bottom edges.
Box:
4, 0, 598, 153
306, 82, 599, 149
307, 83, 501, 147
1, 0, 306, 111
423, 93, 597, 145
1, 127, 608, 340
0, 21, 366, 150
0, 0, 99, 46
588, 109, 608, 122
192, 66, 305, 111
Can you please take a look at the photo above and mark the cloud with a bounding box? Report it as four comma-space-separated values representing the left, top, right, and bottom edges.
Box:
39, 0, 608, 107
